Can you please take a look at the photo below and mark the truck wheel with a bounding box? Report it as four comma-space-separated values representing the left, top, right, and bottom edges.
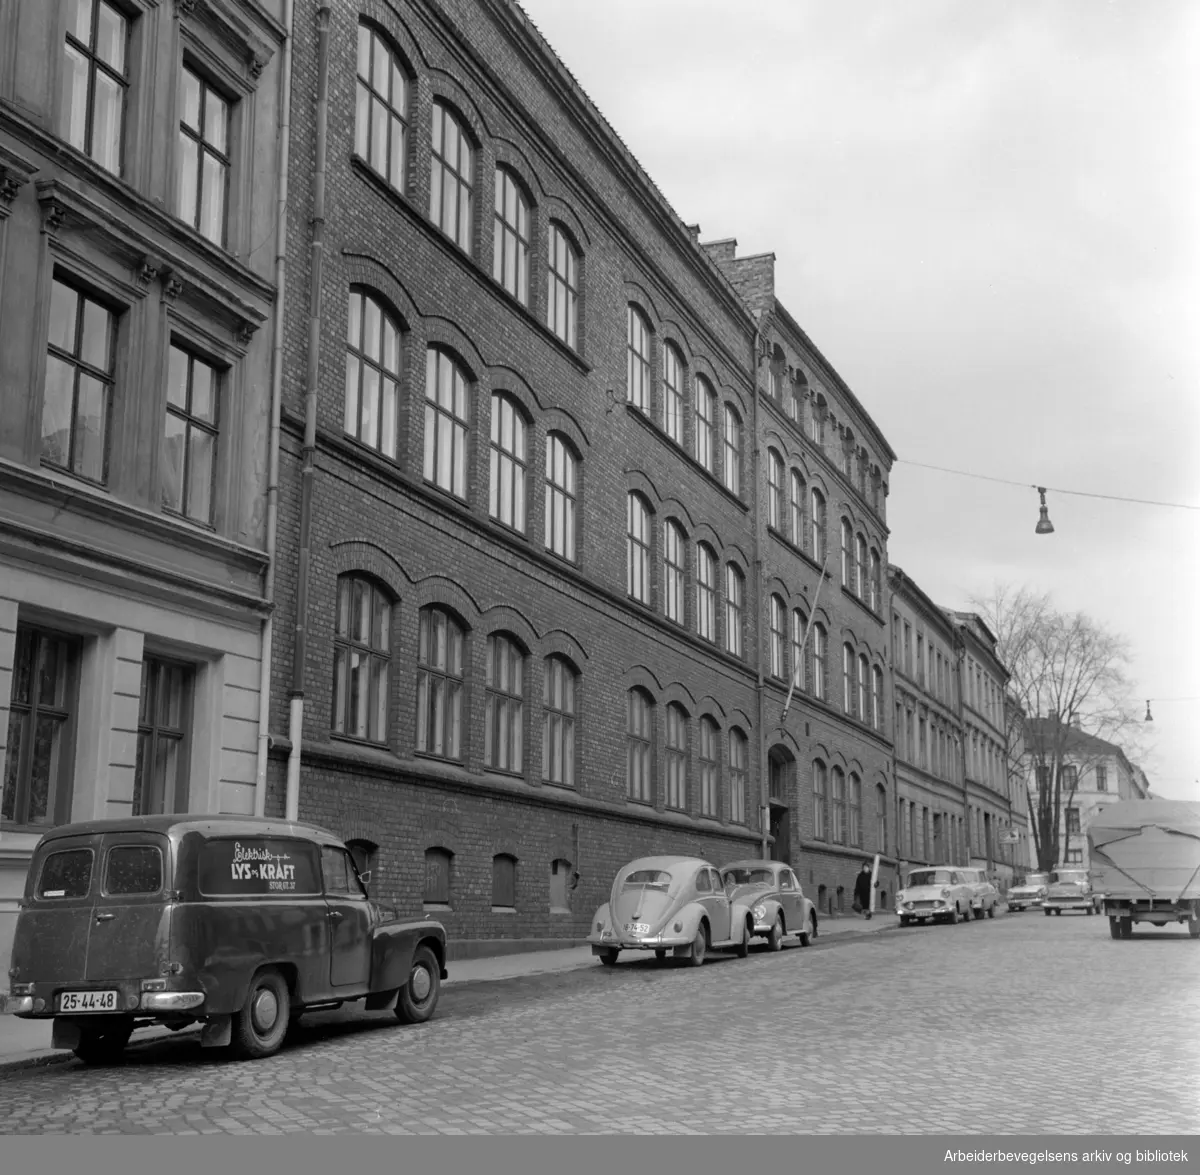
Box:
231, 967, 290, 1059
1044, 908, 1051, 917
1119, 917, 1134, 939
972, 905, 984, 921
73, 1017, 134, 1065
396, 944, 441, 1024
1109, 917, 1121, 940
1188, 920, 1200, 939
986, 904, 995, 919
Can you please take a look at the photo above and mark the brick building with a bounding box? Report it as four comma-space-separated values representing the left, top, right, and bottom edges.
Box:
266, 0, 900, 954
0, 0, 287, 966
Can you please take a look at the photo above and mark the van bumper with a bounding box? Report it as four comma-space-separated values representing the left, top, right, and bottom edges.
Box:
0, 994, 34, 1015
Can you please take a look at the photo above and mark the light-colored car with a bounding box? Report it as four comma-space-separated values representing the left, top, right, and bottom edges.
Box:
1007, 873, 1050, 912
960, 867, 1001, 920
896, 867, 974, 926
588, 856, 754, 967
1043, 868, 1097, 916
720, 860, 818, 951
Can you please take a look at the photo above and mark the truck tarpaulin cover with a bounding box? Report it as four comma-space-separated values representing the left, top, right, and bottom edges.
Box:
1087, 800, 1200, 900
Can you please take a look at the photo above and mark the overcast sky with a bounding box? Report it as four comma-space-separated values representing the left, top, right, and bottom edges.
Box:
520, 0, 1200, 801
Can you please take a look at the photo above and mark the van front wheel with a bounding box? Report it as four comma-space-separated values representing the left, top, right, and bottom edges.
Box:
232, 967, 290, 1059
396, 944, 441, 1024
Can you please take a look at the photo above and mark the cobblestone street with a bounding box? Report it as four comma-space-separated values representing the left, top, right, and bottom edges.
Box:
2, 914, 1198, 1135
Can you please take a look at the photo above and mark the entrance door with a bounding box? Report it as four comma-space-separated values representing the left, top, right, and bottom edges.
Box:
86, 834, 170, 983
769, 804, 791, 864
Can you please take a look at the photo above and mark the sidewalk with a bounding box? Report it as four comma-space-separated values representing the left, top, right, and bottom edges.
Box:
0, 912, 899, 1072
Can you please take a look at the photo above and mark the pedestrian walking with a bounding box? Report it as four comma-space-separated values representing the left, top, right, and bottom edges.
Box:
853, 862, 874, 919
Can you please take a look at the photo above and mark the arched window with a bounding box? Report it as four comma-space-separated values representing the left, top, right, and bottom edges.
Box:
699, 717, 719, 817
790, 609, 808, 693
767, 449, 784, 530
858, 652, 869, 720
626, 688, 653, 803
722, 406, 741, 495
332, 574, 391, 742
493, 168, 530, 304
842, 432, 855, 479
662, 342, 684, 445
345, 289, 401, 458
423, 846, 453, 906
663, 520, 685, 624
544, 434, 577, 562
491, 853, 517, 909
872, 665, 884, 730
546, 224, 579, 349
810, 395, 826, 445
791, 369, 808, 423
843, 643, 855, 714
430, 102, 473, 251
489, 393, 527, 532
542, 655, 576, 787
725, 564, 744, 657
812, 760, 827, 840
355, 24, 408, 192
840, 518, 853, 587
790, 470, 805, 547
696, 542, 716, 642
424, 348, 469, 499
855, 534, 867, 598
769, 594, 786, 681
810, 489, 826, 563
849, 772, 862, 847
875, 783, 888, 854
869, 549, 881, 611
665, 703, 687, 810
626, 493, 652, 604
729, 728, 747, 823
484, 633, 524, 773
694, 376, 716, 472
832, 766, 846, 844
769, 344, 786, 400
811, 623, 827, 701
627, 307, 651, 412
416, 607, 464, 761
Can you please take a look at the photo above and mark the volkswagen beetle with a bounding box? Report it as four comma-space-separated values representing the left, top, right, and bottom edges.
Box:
719, 860, 818, 950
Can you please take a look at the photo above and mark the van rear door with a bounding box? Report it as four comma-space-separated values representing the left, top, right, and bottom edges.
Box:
85, 833, 171, 984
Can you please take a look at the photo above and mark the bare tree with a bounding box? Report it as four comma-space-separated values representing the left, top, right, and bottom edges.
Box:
973, 584, 1145, 873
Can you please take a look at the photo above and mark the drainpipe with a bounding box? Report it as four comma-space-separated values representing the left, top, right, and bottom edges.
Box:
286, 2, 332, 824
955, 635, 971, 862
254, 0, 295, 818
750, 326, 768, 861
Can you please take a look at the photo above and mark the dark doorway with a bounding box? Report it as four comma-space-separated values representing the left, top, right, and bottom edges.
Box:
769, 803, 791, 864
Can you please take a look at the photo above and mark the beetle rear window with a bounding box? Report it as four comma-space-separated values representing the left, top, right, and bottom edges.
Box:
105, 846, 163, 895
37, 849, 94, 899
623, 870, 671, 888
198, 838, 322, 896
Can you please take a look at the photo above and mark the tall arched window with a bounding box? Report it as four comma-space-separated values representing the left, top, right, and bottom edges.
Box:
767, 449, 784, 530
729, 728, 747, 823
493, 168, 530, 304
627, 307, 651, 412
430, 102, 473, 251
484, 633, 524, 773
542, 655, 576, 787
662, 342, 684, 445
840, 518, 853, 587
812, 760, 827, 840
424, 348, 469, 499
416, 607, 464, 761
849, 773, 862, 847
699, 717, 718, 817
722, 406, 741, 495
626, 688, 653, 803
345, 289, 400, 458
665, 703, 687, 811
843, 643, 855, 714
332, 574, 391, 742
423, 847, 453, 906
694, 376, 715, 472
790, 470, 805, 547
855, 534, 868, 598
546, 224, 579, 349
544, 434, 577, 562
356, 24, 408, 193
725, 564, 744, 657
810, 488, 826, 563
489, 393, 526, 533
626, 493, 652, 604
811, 623, 827, 701
791, 370, 808, 423
858, 652, 869, 720
769, 594, 786, 681
872, 665, 884, 731
832, 767, 846, 844
696, 542, 716, 642
663, 520, 685, 624
875, 783, 888, 854
869, 549, 881, 611
791, 609, 807, 693
810, 395, 826, 445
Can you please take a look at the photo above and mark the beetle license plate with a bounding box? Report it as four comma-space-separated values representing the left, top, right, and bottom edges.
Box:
59, 990, 119, 1013
625, 923, 650, 935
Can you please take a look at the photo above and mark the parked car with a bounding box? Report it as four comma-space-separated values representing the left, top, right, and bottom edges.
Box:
1007, 873, 1050, 912
1042, 867, 1096, 916
588, 856, 753, 966
959, 868, 1001, 920
2, 815, 447, 1063
895, 867, 974, 926
719, 860, 818, 950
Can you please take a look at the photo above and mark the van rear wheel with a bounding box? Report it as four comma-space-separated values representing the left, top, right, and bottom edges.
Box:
396, 944, 441, 1024
232, 967, 290, 1059
73, 1017, 134, 1065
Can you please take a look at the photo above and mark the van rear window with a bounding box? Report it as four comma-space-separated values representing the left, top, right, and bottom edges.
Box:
37, 849, 93, 899
105, 846, 163, 895
198, 838, 321, 896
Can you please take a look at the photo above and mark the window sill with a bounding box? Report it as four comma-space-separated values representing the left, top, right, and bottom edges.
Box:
424, 903, 453, 913
491, 906, 516, 915
549, 907, 571, 916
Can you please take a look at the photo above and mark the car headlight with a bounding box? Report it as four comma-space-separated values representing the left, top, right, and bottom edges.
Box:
941, 888, 952, 898
752, 904, 767, 921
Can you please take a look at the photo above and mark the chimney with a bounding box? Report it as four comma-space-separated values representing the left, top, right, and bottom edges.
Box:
686, 223, 701, 241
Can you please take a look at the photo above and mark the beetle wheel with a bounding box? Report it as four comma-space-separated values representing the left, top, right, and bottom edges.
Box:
231, 967, 290, 1060
73, 1018, 134, 1066
735, 920, 751, 959
396, 944, 441, 1024
799, 912, 817, 946
687, 923, 708, 967
766, 913, 784, 951
598, 949, 619, 967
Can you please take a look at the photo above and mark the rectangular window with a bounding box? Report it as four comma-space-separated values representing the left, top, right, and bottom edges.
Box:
41, 278, 116, 484
1066, 807, 1081, 835
61, 0, 128, 175
162, 344, 219, 525
133, 657, 192, 816
1095, 765, 1107, 792
849, 775, 862, 847
832, 770, 846, 844
178, 67, 230, 246
2, 626, 80, 829
1065, 848, 1083, 865
812, 764, 827, 840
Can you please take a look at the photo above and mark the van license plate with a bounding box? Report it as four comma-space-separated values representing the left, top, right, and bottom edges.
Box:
59, 991, 119, 1013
